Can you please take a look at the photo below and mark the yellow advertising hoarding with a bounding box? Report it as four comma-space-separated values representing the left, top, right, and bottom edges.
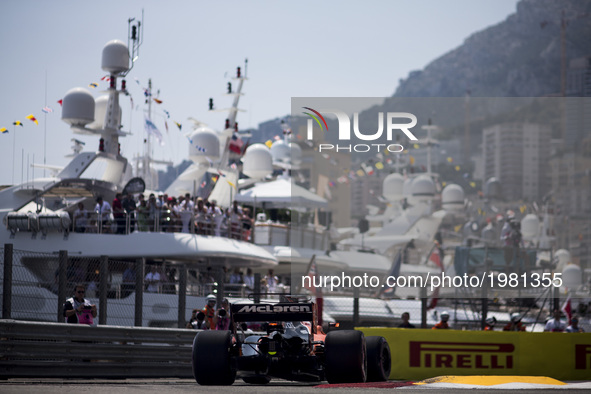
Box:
360, 328, 591, 381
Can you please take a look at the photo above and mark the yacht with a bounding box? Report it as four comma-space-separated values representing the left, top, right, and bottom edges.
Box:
0, 27, 277, 327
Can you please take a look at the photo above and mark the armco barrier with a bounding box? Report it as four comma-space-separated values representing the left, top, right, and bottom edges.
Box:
0, 319, 196, 378
361, 327, 591, 381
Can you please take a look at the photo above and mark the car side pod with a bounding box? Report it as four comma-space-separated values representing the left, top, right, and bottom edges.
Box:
192, 330, 237, 385
324, 330, 367, 384
366, 336, 391, 382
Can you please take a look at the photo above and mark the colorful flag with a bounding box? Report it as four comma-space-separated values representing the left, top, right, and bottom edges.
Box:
229, 133, 244, 154
89, 83, 98, 88
164, 121, 169, 133
26, 114, 38, 125
144, 117, 163, 145
153, 98, 162, 104
57, 99, 63, 106
1, 128, 7, 134
195, 144, 206, 153
174, 121, 182, 131
362, 163, 374, 176
227, 180, 236, 189
101, 75, 111, 82
561, 296, 572, 325
163, 109, 170, 119
265, 140, 273, 148
41, 106, 53, 113
13, 121, 23, 126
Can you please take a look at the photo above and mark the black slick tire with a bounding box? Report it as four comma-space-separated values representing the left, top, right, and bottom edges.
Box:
192, 330, 236, 385
365, 336, 391, 381
324, 330, 367, 383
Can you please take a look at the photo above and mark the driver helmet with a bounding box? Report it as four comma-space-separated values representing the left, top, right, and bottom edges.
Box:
440, 311, 450, 321
510, 312, 521, 323
485, 316, 497, 326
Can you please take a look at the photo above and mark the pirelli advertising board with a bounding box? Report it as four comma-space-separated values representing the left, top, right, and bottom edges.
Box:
360, 328, 591, 381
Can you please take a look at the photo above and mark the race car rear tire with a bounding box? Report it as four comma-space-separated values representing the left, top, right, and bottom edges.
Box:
242, 375, 271, 384
192, 330, 236, 385
365, 336, 391, 382
324, 330, 367, 383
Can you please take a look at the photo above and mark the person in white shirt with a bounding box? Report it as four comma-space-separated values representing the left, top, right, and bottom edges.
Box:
94, 196, 112, 232
145, 265, 161, 293
208, 200, 223, 236
179, 193, 195, 211
544, 309, 567, 332
73, 202, 88, 233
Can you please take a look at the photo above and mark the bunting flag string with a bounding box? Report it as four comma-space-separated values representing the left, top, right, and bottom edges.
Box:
26, 114, 38, 125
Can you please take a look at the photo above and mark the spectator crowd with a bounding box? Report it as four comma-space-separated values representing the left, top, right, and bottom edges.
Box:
72, 192, 253, 240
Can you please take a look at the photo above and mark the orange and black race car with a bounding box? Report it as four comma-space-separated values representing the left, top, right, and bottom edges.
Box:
191, 298, 391, 385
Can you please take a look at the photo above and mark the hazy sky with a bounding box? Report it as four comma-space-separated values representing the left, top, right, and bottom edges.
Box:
0, 0, 519, 186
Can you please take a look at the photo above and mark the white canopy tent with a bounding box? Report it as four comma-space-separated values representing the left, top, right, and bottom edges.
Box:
235, 177, 328, 209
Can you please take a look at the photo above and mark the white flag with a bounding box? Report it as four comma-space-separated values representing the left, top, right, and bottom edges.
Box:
144, 116, 164, 146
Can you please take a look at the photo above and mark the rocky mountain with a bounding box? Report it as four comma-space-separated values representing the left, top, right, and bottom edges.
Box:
393, 0, 591, 98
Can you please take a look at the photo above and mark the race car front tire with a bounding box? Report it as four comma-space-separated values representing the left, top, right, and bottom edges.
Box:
192, 330, 236, 385
324, 330, 367, 383
365, 336, 391, 381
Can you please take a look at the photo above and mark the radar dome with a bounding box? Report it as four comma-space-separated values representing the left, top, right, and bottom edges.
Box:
520, 214, 540, 241
382, 173, 404, 202
442, 184, 465, 211
411, 175, 436, 198
270, 140, 290, 162
189, 127, 220, 164
562, 264, 582, 288
484, 177, 502, 200
289, 142, 302, 165
101, 40, 130, 74
87, 95, 121, 130
61, 88, 95, 126
242, 144, 272, 179
554, 249, 571, 271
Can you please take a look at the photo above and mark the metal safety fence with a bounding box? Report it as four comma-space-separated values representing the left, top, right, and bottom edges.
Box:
3, 243, 583, 332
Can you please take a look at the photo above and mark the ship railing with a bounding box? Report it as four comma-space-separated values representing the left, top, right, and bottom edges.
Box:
253, 222, 329, 249
70, 211, 254, 241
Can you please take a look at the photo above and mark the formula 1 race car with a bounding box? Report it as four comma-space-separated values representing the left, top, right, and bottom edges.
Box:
191, 299, 391, 385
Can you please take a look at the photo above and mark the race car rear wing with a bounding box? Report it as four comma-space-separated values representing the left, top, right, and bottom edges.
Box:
231, 302, 316, 323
